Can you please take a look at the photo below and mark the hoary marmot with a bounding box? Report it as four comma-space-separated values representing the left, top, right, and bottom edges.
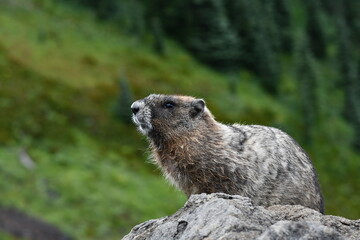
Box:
131, 94, 324, 213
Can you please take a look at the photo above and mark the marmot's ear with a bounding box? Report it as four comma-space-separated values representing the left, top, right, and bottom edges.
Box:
190, 99, 205, 117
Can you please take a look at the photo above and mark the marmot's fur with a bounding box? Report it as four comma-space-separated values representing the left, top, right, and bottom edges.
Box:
131, 94, 324, 213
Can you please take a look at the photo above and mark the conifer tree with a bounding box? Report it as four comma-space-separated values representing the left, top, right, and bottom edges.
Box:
305, 0, 327, 59
227, 0, 280, 93
294, 35, 319, 144
337, 16, 360, 150
151, 17, 166, 55
115, 73, 134, 124
261, 0, 281, 52
272, 0, 292, 52
187, 0, 240, 72
250, 0, 280, 94
343, 0, 360, 45
130, 0, 146, 40
320, 0, 338, 14
253, 33, 280, 94
142, 0, 192, 44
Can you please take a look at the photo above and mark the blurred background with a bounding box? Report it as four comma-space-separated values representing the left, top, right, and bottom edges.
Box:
0, 0, 359, 239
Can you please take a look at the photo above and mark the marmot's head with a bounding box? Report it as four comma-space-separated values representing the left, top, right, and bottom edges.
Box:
131, 94, 213, 138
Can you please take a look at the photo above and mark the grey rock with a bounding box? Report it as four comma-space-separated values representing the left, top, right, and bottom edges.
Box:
257, 221, 344, 240
122, 193, 360, 240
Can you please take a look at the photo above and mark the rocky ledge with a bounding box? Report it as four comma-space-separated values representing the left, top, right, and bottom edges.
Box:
122, 193, 360, 240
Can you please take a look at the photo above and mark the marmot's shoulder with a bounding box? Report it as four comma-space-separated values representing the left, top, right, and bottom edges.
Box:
230, 124, 293, 140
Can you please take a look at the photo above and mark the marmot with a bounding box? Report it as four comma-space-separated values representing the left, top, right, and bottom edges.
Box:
131, 94, 324, 213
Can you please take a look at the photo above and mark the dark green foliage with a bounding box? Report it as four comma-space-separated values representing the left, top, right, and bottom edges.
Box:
142, 0, 192, 43
226, 0, 280, 93
151, 17, 166, 55
115, 74, 134, 124
342, 0, 360, 44
320, 0, 338, 14
129, 0, 146, 39
263, 0, 281, 51
337, 16, 360, 151
304, 0, 327, 59
186, 0, 240, 72
60, 0, 146, 36
272, 0, 292, 52
61, 0, 118, 20
294, 36, 319, 144
253, 0, 280, 94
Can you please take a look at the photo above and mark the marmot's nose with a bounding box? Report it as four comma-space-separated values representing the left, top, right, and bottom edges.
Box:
131, 101, 141, 114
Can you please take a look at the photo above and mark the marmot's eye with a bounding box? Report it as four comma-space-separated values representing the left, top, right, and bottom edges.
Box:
164, 102, 175, 109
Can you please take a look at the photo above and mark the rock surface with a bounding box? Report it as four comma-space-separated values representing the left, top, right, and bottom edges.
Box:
122, 193, 360, 240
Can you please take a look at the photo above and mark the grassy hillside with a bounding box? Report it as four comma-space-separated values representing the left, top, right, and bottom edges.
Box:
0, 0, 359, 239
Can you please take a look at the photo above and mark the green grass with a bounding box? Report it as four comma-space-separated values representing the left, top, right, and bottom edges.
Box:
0, 131, 186, 239
0, 0, 359, 239
0, 232, 18, 240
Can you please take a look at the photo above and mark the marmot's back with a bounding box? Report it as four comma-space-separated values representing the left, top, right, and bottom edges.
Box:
131, 94, 324, 213
230, 124, 323, 212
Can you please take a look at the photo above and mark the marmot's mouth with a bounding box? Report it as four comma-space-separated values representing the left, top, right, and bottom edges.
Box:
132, 115, 141, 126
132, 115, 152, 135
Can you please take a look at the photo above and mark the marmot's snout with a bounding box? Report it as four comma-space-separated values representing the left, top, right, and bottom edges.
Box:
131, 99, 152, 135
131, 100, 142, 115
